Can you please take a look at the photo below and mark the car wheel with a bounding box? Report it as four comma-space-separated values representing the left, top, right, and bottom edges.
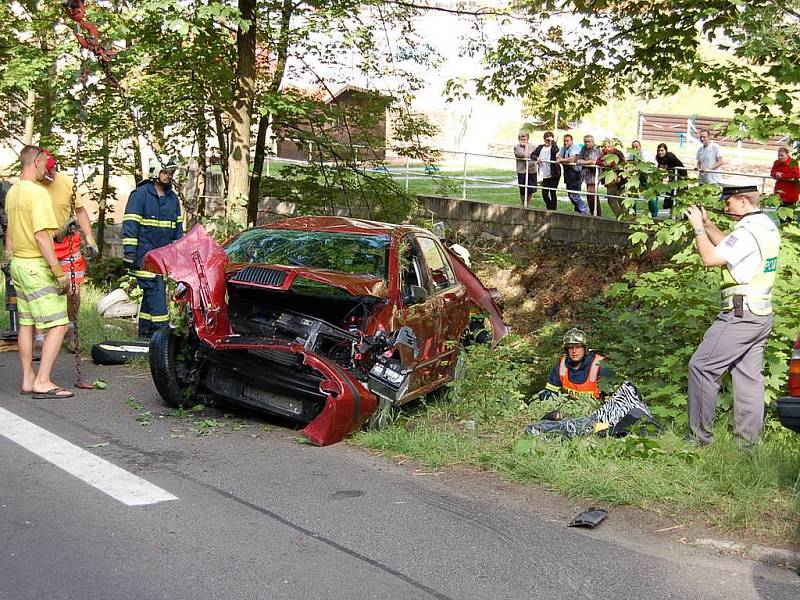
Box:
149, 327, 199, 408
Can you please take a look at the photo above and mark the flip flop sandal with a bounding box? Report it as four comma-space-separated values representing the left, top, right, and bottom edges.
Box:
32, 388, 75, 400
20, 390, 34, 396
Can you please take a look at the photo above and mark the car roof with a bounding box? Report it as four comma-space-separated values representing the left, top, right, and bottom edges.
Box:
264, 216, 432, 239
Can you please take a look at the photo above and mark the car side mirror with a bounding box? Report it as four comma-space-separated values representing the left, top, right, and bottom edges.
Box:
405, 285, 428, 305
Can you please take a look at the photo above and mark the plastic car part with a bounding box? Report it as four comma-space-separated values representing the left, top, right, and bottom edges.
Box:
568, 508, 608, 528
91, 340, 149, 365
300, 353, 378, 446
776, 396, 800, 433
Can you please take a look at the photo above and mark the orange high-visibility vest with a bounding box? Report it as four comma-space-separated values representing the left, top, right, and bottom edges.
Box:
558, 353, 606, 400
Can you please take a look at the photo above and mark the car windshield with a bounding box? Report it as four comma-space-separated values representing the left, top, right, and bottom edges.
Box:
225, 228, 391, 280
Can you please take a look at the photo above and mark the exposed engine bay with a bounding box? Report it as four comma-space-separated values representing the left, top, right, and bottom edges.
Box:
220, 277, 419, 405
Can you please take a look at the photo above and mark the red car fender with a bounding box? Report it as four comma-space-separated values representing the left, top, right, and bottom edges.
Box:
300, 353, 379, 446
444, 246, 509, 344
141, 224, 233, 343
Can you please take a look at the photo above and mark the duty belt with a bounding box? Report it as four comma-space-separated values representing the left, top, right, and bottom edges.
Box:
720, 284, 772, 312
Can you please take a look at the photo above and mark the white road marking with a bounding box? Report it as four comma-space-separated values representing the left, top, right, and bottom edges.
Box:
0, 407, 178, 506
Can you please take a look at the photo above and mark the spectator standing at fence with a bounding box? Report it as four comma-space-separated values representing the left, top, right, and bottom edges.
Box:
513, 131, 536, 208
577, 135, 602, 215
770, 147, 800, 212
532, 131, 562, 211
557, 134, 588, 214
627, 140, 655, 216
653, 143, 687, 217
596, 139, 628, 218
696, 129, 723, 185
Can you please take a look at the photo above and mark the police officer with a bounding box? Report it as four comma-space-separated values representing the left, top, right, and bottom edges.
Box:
684, 189, 780, 446
537, 328, 613, 402
122, 157, 183, 338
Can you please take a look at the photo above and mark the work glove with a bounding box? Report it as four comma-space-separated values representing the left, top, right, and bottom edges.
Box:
1, 247, 12, 269
84, 237, 99, 261
54, 216, 77, 244
123, 252, 135, 268
50, 263, 69, 295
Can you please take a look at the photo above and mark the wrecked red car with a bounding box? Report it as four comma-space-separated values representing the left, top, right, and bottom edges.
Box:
142, 216, 508, 445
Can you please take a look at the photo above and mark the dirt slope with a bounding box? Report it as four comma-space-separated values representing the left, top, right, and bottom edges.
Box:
468, 239, 667, 334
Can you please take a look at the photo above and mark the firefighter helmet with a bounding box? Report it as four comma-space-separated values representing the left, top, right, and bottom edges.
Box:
562, 328, 588, 349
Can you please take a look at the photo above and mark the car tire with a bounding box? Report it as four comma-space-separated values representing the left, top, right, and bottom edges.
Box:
91, 340, 150, 365
149, 327, 197, 408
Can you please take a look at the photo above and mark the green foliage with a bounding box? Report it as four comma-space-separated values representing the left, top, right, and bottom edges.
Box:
588, 199, 800, 422
85, 255, 127, 291
202, 215, 243, 244
476, 1, 800, 143
117, 274, 143, 305
448, 334, 540, 424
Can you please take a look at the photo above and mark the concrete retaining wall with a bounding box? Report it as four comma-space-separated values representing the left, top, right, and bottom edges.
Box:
417, 196, 630, 246
255, 195, 631, 246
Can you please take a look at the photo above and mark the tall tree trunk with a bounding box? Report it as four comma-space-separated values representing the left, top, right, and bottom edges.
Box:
131, 136, 143, 184
226, 0, 257, 225
23, 89, 36, 144
97, 131, 110, 258
35, 58, 56, 143
247, 0, 294, 226
213, 107, 230, 191
197, 117, 208, 221
247, 114, 269, 225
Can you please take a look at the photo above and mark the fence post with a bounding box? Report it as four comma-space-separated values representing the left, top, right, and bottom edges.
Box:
462, 152, 468, 200
266, 155, 270, 178
405, 156, 410, 191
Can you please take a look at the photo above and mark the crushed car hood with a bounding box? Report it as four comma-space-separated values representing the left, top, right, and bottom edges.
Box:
226, 263, 388, 298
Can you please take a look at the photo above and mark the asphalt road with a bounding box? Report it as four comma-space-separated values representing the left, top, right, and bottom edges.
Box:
0, 352, 797, 600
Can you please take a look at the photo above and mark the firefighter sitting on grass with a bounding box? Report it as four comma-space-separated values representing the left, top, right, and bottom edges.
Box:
538, 328, 612, 403
525, 328, 655, 438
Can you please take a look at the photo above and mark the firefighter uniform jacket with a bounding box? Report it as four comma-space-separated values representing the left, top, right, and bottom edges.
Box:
539, 350, 611, 402
122, 179, 183, 273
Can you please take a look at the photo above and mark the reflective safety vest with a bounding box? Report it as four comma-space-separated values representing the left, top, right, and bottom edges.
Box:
720, 215, 780, 316
558, 353, 605, 400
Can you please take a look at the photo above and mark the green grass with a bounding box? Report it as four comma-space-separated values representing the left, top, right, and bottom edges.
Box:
352, 405, 800, 541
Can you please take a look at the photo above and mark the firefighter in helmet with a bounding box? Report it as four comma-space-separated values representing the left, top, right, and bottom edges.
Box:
122, 157, 183, 338
537, 328, 613, 402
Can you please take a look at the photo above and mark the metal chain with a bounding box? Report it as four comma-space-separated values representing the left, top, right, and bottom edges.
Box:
69, 60, 93, 389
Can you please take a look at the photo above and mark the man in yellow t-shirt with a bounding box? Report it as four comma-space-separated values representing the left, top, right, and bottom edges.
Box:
39, 150, 98, 351
4, 145, 73, 399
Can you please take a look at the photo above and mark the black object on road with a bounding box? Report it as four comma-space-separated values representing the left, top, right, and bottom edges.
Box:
91, 340, 149, 365
569, 508, 608, 528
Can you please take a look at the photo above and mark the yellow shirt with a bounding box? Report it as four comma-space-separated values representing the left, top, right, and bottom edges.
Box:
40, 171, 84, 227
5, 180, 59, 258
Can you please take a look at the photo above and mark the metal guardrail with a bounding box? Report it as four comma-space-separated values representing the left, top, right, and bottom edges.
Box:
260, 147, 783, 216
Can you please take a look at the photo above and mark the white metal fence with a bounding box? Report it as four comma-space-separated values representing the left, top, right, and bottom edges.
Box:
248, 147, 783, 217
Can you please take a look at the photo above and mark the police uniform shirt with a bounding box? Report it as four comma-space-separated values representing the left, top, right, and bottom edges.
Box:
712, 213, 777, 283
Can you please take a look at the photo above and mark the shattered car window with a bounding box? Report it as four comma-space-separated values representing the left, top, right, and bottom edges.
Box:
225, 228, 391, 280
